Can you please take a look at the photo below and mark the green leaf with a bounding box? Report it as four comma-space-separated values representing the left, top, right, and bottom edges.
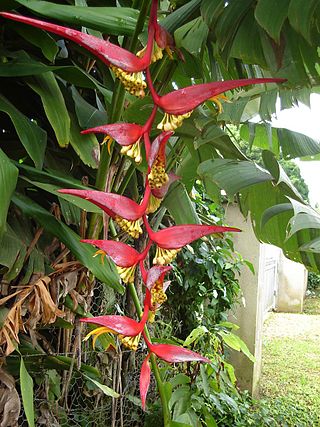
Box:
218, 321, 240, 331
195, 123, 246, 160
214, 0, 253, 50
262, 150, 303, 201
163, 381, 173, 403
255, 0, 290, 42
20, 357, 35, 427
0, 225, 22, 272
229, 10, 266, 68
0, 56, 111, 97
170, 374, 191, 388
125, 394, 142, 407
47, 318, 74, 329
162, 0, 201, 33
169, 422, 192, 427
164, 182, 200, 225
200, 364, 209, 397
204, 412, 218, 427
241, 123, 320, 159
277, 128, 320, 159
0, 94, 47, 169
26, 72, 70, 147
223, 361, 237, 385
12, 193, 123, 293
217, 96, 253, 124
69, 113, 100, 168
0, 149, 18, 238
16, 162, 93, 189
198, 158, 272, 195
259, 90, 278, 121
240, 122, 278, 155
288, 0, 319, 43
83, 374, 119, 398
8, 21, 59, 61
287, 198, 320, 238
261, 203, 293, 228
201, 0, 225, 29
218, 331, 255, 362
16, 0, 140, 36
184, 326, 208, 346
71, 87, 108, 129
174, 17, 209, 57
169, 386, 191, 418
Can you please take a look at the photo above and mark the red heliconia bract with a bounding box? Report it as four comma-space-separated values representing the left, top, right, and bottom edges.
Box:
80, 291, 151, 351
144, 219, 241, 249
59, 186, 151, 238
147, 131, 173, 190
80, 290, 150, 337
81, 123, 143, 147
81, 239, 151, 284
155, 78, 287, 116
147, 341, 210, 364
140, 354, 151, 411
143, 216, 241, 265
0, 12, 153, 73
0, 0, 161, 97
139, 332, 210, 410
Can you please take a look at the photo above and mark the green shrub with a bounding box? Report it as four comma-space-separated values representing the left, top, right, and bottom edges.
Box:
307, 271, 320, 294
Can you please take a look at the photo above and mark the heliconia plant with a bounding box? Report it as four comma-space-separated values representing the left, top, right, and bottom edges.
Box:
0, 2, 286, 423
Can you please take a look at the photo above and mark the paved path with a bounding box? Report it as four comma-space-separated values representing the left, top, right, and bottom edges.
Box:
263, 312, 320, 339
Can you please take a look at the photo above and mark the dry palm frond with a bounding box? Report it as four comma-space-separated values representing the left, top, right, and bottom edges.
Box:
0, 276, 64, 356
0, 368, 21, 427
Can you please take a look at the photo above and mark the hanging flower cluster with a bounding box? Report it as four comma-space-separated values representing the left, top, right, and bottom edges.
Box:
1, 1, 285, 410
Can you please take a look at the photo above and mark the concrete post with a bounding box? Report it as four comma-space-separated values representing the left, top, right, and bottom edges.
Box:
225, 204, 264, 396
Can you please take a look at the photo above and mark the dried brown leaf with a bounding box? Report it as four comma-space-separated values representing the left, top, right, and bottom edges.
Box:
0, 276, 64, 355
0, 369, 21, 427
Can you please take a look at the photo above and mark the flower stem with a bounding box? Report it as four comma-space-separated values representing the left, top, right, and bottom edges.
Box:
87, 0, 152, 239
127, 282, 171, 426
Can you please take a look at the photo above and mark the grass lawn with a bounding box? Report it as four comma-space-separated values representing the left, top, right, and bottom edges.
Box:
260, 297, 320, 426
303, 295, 320, 315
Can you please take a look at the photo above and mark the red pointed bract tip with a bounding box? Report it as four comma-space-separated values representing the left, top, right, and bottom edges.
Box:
0, 12, 149, 72
156, 78, 287, 116
145, 266, 172, 289
0, 12, 157, 97
148, 131, 173, 168
146, 339, 210, 364
60, 188, 151, 238
80, 315, 142, 336
80, 292, 149, 336
148, 131, 173, 190
140, 354, 151, 411
81, 239, 150, 284
81, 123, 144, 164
81, 239, 140, 267
145, 222, 241, 250
80, 292, 150, 351
58, 189, 144, 220
151, 172, 180, 198
81, 123, 143, 147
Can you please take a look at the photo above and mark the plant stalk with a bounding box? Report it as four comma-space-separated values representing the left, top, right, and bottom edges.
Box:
128, 282, 171, 426
87, 0, 152, 239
